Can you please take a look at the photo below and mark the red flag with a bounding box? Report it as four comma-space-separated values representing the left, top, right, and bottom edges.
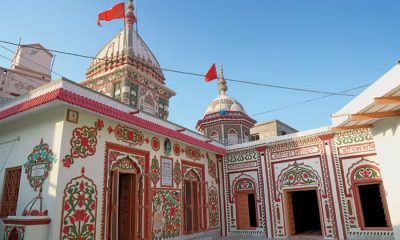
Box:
97, 3, 125, 27
205, 64, 217, 82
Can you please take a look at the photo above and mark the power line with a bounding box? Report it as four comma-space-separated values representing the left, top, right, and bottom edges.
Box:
251, 84, 370, 117
0, 39, 355, 97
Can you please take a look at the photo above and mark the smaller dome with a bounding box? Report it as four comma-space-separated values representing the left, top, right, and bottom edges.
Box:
204, 93, 246, 116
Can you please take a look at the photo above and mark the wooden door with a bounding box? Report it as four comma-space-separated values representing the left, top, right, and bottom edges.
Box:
193, 182, 199, 232
237, 193, 250, 229
184, 180, 193, 233
110, 171, 138, 240
184, 180, 201, 234
285, 191, 295, 236
118, 173, 137, 240
0, 167, 22, 217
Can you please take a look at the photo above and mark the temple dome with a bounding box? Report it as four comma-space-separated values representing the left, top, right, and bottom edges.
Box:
86, 29, 164, 80
204, 93, 246, 116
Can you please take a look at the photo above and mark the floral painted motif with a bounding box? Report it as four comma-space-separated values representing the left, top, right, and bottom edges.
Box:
208, 157, 217, 181
354, 167, 380, 181
184, 169, 200, 181
60, 167, 98, 240
173, 161, 182, 188
62, 120, 103, 168
208, 185, 219, 228
24, 138, 56, 191
111, 155, 138, 172
173, 144, 181, 156
185, 146, 201, 161
151, 137, 160, 151
94, 119, 104, 130
150, 156, 160, 187
236, 178, 256, 191
281, 163, 318, 187
152, 189, 181, 239
109, 124, 144, 145
3, 225, 25, 240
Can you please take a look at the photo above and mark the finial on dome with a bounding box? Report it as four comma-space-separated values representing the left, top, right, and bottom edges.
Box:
125, 0, 136, 29
218, 64, 228, 95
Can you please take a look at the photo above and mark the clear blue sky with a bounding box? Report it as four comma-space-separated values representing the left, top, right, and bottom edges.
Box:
1, 1, 400, 131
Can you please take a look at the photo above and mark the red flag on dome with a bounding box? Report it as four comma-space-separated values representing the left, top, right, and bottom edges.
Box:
97, 2, 125, 27
205, 63, 217, 82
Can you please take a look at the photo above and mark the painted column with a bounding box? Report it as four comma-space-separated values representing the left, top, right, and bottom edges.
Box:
372, 118, 400, 239
319, 133, 346, 240
216, 154, 227, 236
257, 146, 272, 238
121, 78, 131, 105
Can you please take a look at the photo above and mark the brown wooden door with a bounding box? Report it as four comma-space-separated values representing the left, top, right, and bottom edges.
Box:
237, 193, 250, 229
110, 171, 137, 240
0, 167, 21, 217
285, 191, 295, 236
184, 180, 201, 234
118, 173, 137, 240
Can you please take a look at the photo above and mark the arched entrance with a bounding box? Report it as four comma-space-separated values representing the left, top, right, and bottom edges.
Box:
277, 162, 323, 236
234, 178, 258, 229
108, 156, 142, 240
183, 169, 202, 234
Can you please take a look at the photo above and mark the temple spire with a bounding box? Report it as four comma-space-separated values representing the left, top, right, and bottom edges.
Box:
218, 64, 228, 95
125, 0, 136, 55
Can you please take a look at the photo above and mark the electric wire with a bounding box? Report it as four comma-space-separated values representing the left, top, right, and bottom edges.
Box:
0, 40, 355, 97
0, 138, 18, 173
251, 84, 370, 117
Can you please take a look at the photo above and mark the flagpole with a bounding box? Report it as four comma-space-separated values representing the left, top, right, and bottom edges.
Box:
123, 0, 127, 57
135, 0, 139, 33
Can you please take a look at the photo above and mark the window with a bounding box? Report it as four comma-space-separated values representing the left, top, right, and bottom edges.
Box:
227, 129, 238, 145
280, 131, 287, 136
210, 131, 219, 141
250, 134, 260, 141
0, 167, 22, 217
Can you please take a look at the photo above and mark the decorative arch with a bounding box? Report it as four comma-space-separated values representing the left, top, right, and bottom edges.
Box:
227, 128, 238, 144
346, 158, 380, 188
110, 155, 141, 173
277, 162, 320, 193
210, 130, 219, 140
234, 178, 257, 192
349, 162, 391, 230
184, 168, 201, 181
231, 173, 259, 203
352, 165, 381, 183
232, 175, 259, 229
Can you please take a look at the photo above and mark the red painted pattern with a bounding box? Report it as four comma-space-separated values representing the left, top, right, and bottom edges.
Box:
0, 88, 225, 154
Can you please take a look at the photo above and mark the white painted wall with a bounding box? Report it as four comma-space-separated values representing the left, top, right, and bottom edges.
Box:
372, 118, 400, 239
0, 104, 65, 240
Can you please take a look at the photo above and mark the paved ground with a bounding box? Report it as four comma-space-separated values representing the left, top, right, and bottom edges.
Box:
188, 236, 323, 240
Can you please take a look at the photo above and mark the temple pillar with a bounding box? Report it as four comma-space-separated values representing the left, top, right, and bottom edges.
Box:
121, 78, 131, 105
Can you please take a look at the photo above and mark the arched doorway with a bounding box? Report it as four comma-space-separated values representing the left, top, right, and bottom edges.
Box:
108, 156, 142, 240
351, 165, 391, 230
183, 169, 202, 234
234, 178, 258, 229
